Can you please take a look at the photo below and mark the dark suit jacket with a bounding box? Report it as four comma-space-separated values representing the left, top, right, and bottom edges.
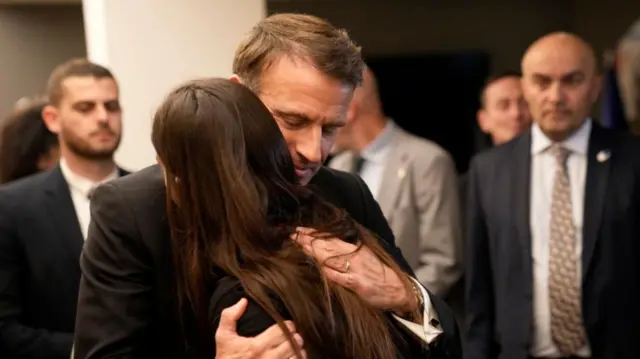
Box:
73, 165, 462, 359
0, 166, 128, 359
464, 125, 640, 359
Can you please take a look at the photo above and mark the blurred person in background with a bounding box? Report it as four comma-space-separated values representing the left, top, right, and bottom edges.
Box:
0, 98, 59, 184
617, 19, 640, 132
457, 70, 532, 337
460, 71, 532, 209
330, 66, 462, 300
0, 58, 129, 359
476, 71, 532, 147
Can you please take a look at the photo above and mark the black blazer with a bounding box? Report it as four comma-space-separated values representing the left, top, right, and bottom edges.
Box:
464, 125, 640, 359
73, 165, 462, 359
0, 165, 128, 359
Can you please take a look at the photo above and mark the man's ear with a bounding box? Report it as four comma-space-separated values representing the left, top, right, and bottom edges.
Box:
590, 73, 603, 104
229, 74, 243, 84
41, 105, 61, 134
477, 109, 491, 134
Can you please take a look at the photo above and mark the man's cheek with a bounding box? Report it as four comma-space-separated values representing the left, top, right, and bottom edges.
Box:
320, 140, 334, 163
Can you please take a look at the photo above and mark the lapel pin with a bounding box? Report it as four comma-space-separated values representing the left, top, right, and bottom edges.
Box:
397, 167, 406, 179
596, 150, 611, 163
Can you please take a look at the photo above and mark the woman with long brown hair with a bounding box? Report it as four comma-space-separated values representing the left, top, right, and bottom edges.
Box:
151, 78, 424, 359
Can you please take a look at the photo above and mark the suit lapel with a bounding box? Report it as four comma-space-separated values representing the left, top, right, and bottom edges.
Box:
43, 166, 84, 259
512, 132, 533, 258
376, 132, 411, 216
581, 125, 612, 281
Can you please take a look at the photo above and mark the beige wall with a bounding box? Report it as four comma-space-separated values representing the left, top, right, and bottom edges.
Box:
0, 4, 85, 116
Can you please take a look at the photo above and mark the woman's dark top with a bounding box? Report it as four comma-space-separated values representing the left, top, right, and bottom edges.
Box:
209, 276, 429, 359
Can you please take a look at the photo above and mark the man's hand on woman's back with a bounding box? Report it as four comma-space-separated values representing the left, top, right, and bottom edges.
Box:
215, 298, 307, 359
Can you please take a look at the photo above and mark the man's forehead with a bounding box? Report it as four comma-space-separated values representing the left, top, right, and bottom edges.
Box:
258, 88, 351, 124
524, 67, 587, 81
268, 102, 347, 125
61, 76, 118, 102
259, 80, 353, 105
257, 58, 354, 103
523, 52, 593, 78
486, 77, 522, 98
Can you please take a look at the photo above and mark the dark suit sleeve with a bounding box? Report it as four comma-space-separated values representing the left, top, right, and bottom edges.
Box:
464, 159, 495, 359
0, 192, 73, 359
352, 174, 414, 275
73, 183, 153, 359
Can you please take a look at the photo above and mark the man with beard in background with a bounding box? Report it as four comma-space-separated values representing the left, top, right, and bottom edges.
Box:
0, 59, 129, 359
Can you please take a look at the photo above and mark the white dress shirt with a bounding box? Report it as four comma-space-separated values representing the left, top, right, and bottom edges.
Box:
59, 158, 119, 239
357, 120, 395, 198
393, 278, 444, 343
529, 119, 592, 357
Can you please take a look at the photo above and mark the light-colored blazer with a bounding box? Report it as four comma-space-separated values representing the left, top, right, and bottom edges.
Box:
329, 128, 462, 296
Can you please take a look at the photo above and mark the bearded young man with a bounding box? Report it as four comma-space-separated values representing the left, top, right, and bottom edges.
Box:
0, 59, 129, 359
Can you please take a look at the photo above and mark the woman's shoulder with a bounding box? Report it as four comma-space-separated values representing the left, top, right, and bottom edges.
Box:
209, 276, 284, 338
209, 276, 244, 318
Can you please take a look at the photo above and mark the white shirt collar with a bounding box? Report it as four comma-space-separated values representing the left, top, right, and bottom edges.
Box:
531, 118, 592, 156
360, 119, 396, 164
59, 158, 119, 198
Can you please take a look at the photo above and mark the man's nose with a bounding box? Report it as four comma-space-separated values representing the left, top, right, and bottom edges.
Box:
96, 104, 109, 123
296, 127, 322, 164
548, 83, 564, 104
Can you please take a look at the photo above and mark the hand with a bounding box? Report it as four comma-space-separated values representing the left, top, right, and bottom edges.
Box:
291, 227, 414, 314
215, 298, 307, 359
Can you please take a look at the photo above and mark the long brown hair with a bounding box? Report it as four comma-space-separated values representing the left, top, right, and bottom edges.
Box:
151, 78, 419, 359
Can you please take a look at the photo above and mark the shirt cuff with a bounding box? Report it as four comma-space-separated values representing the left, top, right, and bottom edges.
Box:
391, 277, 443, 344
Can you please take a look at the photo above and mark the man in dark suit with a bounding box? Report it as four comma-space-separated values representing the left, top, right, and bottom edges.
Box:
459, 70, 531, 212
73, 14, 461, 359
457, 71, 531, 326
0, 59, 129, 359
465, 32, 640, 359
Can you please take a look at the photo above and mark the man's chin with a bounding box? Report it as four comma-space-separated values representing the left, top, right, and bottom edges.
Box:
71, 147, 118, 161
296, 167, 319, 185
